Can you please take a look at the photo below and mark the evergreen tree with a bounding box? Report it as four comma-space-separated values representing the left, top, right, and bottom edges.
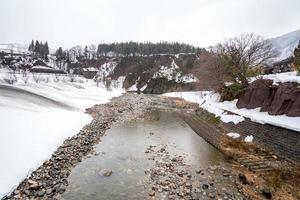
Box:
55, 47, 64, 60
94, 41, 204, 56
34, 41, 40, 55
83, 46, 88, 59
28, 40, 35, 53
44, 42, 49, 56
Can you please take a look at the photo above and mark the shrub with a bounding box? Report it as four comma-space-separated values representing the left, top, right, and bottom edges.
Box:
246, 66, 263, 77
221, 82, 245, 101
296, 64, 300, 76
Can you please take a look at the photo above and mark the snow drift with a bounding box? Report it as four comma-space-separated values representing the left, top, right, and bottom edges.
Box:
0, 71, 123, 198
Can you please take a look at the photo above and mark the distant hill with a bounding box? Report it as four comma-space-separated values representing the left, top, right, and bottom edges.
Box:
0, 43, 29, 54
268, 29, 300, 60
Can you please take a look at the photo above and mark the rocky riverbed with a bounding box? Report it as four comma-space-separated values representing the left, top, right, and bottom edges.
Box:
144, 144, 246, 200
3, 93, 248, 200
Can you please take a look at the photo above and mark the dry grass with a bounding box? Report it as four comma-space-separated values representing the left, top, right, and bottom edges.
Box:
195, 108, 221, 125
220, 133, 300, 200
170, 98, 199, 110
266, 166, 300, 200
219, 133, 266, 156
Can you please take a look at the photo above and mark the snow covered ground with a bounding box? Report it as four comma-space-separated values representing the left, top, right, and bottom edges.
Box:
251, 71, 300, 84
213, 100, 300, 132
0, 70, 123, 198
152, 60, 198, 83
268, 29, 300, 61
163, 91, 245, 125
163, 90, 300, 132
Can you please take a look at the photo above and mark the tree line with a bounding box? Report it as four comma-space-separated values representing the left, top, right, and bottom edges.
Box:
53, 41, 204, 62
28, 40, 49, 60
96, 41, 204, 56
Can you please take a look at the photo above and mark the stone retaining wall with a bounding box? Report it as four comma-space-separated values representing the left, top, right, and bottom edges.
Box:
224, 119, 300, 163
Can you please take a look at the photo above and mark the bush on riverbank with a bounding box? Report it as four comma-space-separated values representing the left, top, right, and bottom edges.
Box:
220, 82, 245, 101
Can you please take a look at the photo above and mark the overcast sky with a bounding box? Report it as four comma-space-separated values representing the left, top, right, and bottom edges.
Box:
0, 0, 299, 48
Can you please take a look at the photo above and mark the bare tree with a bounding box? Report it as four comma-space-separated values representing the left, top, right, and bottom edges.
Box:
69, 45, 83, 61
68, 69, 76, 82
193, 52, 229, 91
4, 69, 18, 85
32, 73, 41, 83
212, 34, 278, 87
21, 69, 29, 84
54, 74, 60, 82
88, 44, 97, 59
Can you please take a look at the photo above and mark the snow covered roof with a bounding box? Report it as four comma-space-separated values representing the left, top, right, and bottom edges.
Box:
82, 67, 98, 72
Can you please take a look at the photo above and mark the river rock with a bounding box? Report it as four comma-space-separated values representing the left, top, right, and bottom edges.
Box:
261, 186, 273, 199
99, 169, 113, 177
28, 180, 39, 190
238, 173, 253, 185
202, 183, 209, 190
36, 190, 45, 197
149, 190, 155, 196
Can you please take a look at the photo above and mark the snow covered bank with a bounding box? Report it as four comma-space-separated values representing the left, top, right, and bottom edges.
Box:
163, 91, 209, 105
163, 91, 245, 125
0, 72, 123, 198
213, 100, 300, 132
250, 71, 300, 84
163, 91, 300, 132
0, 106, 91, 198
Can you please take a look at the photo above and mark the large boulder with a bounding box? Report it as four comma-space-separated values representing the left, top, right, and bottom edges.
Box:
287, 93, 300, 117
268, 82, 299, 115
237, 79, 274, 109
260, 86, 278, 112
237, 80, 300, 117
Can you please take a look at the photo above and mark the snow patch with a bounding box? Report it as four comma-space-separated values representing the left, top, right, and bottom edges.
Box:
251, 71, 300, 84
109, 76, 126, 90
244, 135, 254, 143
127, 82, 138, 91
220, 114, 245, 125
97, 61, 118, 80
140, 84, 147, 91
163, 91, 245, 125
227, 132, 240, 139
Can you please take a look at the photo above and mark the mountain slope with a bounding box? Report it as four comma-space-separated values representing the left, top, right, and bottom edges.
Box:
268, 29, 300, 60
0, 43, 29, 54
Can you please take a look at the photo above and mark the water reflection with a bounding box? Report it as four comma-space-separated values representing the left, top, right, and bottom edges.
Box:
62, 110, 224, 200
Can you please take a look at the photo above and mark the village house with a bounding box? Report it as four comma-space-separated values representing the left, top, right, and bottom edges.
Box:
271, 56, 295, 73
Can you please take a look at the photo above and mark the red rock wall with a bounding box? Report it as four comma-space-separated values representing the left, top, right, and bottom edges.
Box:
237, 80, 300, 117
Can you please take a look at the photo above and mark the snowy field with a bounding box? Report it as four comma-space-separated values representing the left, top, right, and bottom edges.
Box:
0, 70, 123, 197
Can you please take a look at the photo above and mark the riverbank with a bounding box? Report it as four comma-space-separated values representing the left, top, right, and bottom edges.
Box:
3, 93, 242, 199
180, 105, 300, 200
3, 94, 153, 199
4, 93, 299, 199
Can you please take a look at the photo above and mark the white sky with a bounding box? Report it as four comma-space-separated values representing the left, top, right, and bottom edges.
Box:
0, 0, 299, 48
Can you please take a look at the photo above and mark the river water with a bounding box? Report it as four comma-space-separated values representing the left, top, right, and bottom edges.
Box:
62, 109, 224, 200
